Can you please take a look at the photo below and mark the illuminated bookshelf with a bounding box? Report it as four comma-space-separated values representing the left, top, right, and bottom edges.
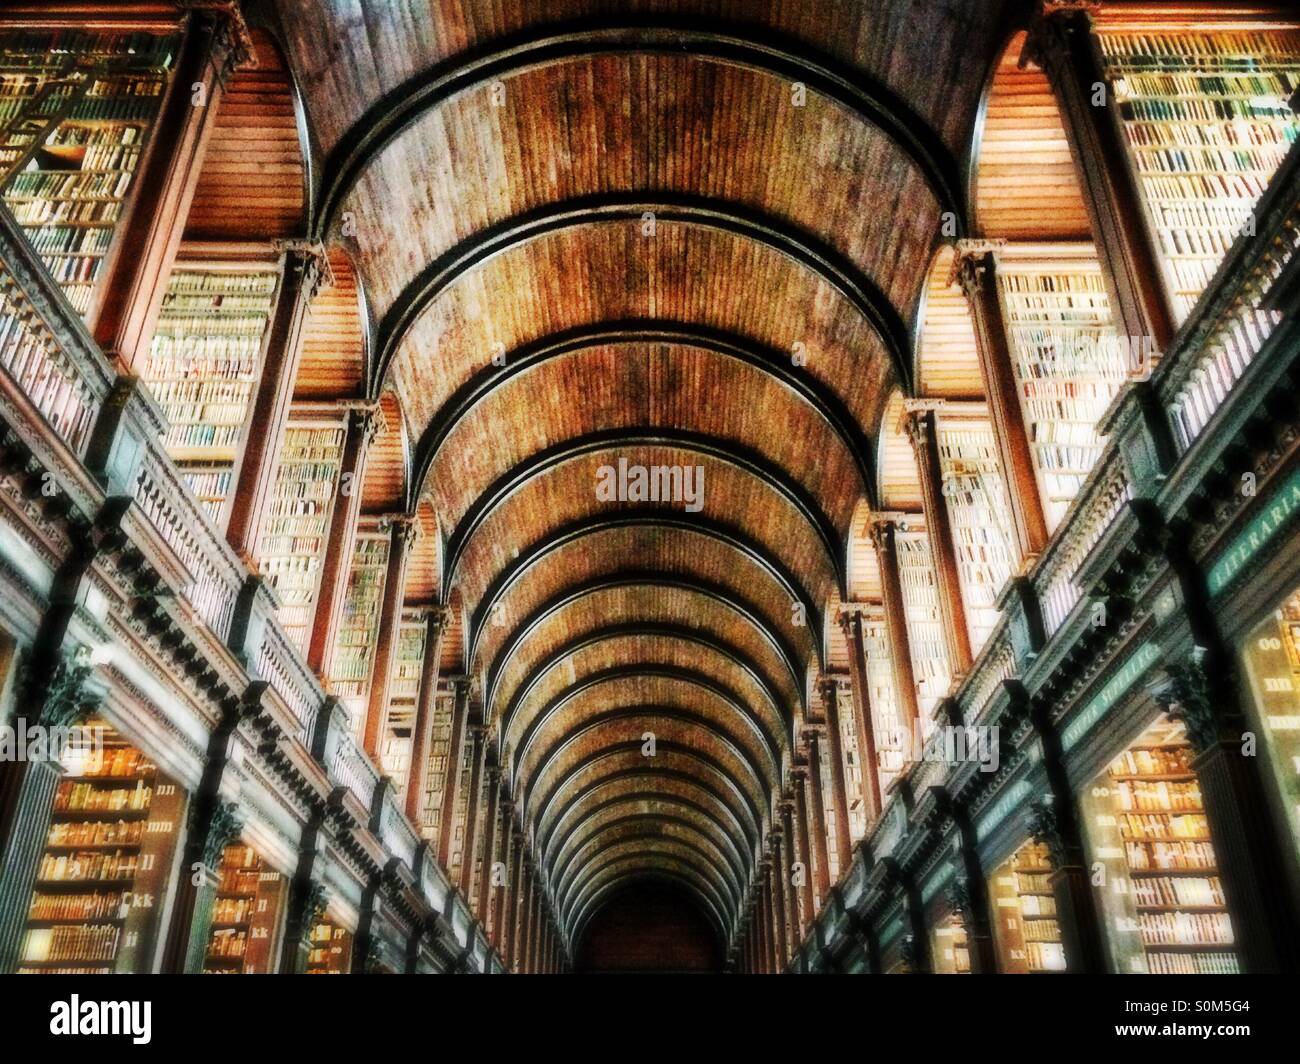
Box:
895, 525, 951, 722
379, 613, 427, 798
417, 688, 454, 839
305, 916, 352, 974
140, 264, 279, 523
931, 911, 971, 974
996, 247, 1128, 530
1241, 586, 1300, 860
19, 724, 184, 974
990, 839, 1067, 973
861, 614, 908, 797
1083, 715, 1240, 974
203, 842, 286, 975
328, 523, 389, 736
934, 407, 1018, 654
1097, 27, 1300, 322
0, 29, 177, 315
254, 410, 348, 653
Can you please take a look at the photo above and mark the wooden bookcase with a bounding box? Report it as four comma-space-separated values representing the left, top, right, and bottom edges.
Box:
253, 406, 349, 654
140, 255, 280, 524
1082, 715, 1240, 974
931, 910, 971, 974
934, 405, 1018, 656
328, 521, 390, 736
1097, 26, 1300, 324
990, 838, 1067, 973
861, 615, 908, 798
1240, 585, 1300, 863
0, 28, 177, 316
416, 686, 454, 839
996, 246, 1127, 532
378, 611, 427, 799
203, 842, 287, 975
305, 916, 351, 975
895, 525, 952, 721
19, 723, 184, 974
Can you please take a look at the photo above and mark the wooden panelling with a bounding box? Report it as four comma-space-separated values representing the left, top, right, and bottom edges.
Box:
974, 31, 1091, 241
915, 245, 983, 398
294, 249, 366, 400
876, 391, 922, 511
403, 497, 441, 605
360, 389, 408, 514
184, 28, 306, 241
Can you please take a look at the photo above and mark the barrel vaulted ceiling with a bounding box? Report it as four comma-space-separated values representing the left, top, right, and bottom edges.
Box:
271, 0, 1016, 949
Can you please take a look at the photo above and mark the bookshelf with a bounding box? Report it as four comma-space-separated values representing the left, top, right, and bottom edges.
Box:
140, 264, 279, 523
996, 249, 1128, 531
1240, 586, 1300, 860
19, 723, 184, 974
990, 839, 1067, 973
0, 29, 178, 316
826, 683, 868, 841
305, 916, 352, 974
417, 688, 454, 839
817, 728, 841, 882
934, 409, 1018, 654
328, 525, 389, 736
861, 616, 908, 799
931, 911, 971, 974
449, 728, 474, 884
895, 527, 952, 722
379, 614, 427, 799
203, 842, 287, 975
254, 411, 348, 653
1097, 28, 1300, 323
1082, 715, 1239, 974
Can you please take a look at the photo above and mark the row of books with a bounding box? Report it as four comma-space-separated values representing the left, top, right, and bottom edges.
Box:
207, 928, 249, 959
1132, 874, 1225, 909
1139, 911, 1233, 947
47, 818, 144, 848
37, 849, 138, 883
1110, 746, 1194, 777
0, 30, 177, 67
212, 896, 255, 925
1119, 812, 1210, 842
54, 779, 152, 813
29, 891, 125, 922
6, 168, 135, 200
1147, 950, 1240, 975
22, 924, 119, 962
1125, 838, 1218, 872
1112, 779, 1203, 813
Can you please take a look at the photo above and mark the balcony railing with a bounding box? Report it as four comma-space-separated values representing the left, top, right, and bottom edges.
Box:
0, 206, 112, 457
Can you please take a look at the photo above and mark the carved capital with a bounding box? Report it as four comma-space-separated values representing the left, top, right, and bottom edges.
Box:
945, 873, 973, 917
303, 881, 330, 928
178, 0, 255, 85
1150, 647, 1218, 753
26, 644, 103, 730
1022, 1, 1100, 71
274, 239, 333, 299
951, 239, 1006, 297
190, 796, 244, 870
1026, 794, 1067, 870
